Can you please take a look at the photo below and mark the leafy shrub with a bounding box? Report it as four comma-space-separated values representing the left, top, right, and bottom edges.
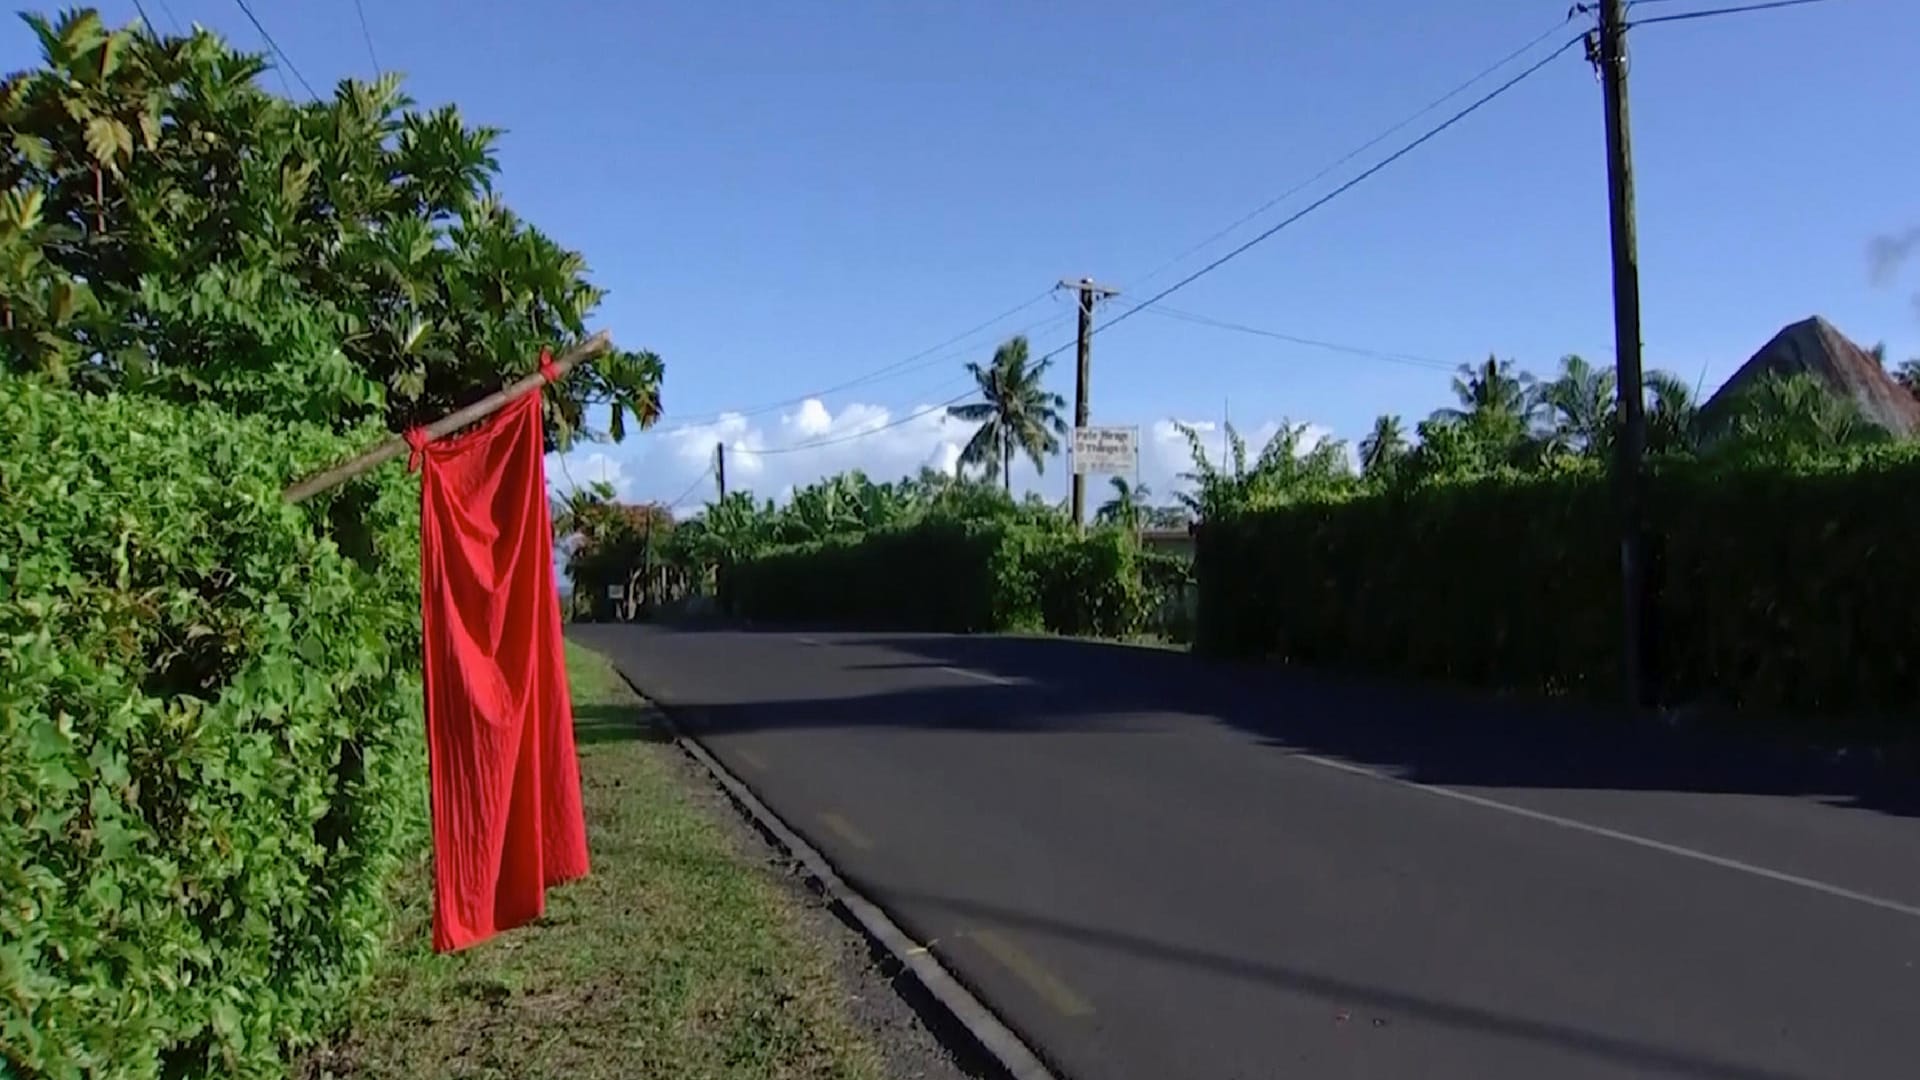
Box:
1196, 468, 1619, 695
994, 528, 1151, 638
730, 520, 1153, 637
730, 518, 1004, 631
1197, 448, 1920, 727
1137, 549, 1197, 643
1651, 447, 1920, 722
0, 378, 423, 1078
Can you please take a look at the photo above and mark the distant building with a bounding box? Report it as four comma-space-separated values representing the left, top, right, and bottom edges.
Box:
1698, 316, 1920, 438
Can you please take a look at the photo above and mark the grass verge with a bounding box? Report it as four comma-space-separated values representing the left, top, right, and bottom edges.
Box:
301, 643, 881, 1080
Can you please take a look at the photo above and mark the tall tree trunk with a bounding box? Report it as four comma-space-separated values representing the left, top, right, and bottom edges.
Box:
1002, 429, 1012, 493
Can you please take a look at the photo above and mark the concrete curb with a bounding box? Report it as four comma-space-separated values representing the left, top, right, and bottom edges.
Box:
620, 678, 1061, 1080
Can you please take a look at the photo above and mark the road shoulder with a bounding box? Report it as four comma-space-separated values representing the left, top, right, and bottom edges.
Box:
300, 642, 975, 1080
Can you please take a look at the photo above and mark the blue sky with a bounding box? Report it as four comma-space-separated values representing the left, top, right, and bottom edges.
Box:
12, 1, 1919, 507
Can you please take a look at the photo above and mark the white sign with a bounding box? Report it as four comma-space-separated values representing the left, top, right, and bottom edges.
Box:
1071, 425, 1139, 475
606, 584, 626, 600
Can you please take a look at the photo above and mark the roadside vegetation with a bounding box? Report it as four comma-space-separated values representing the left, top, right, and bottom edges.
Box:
589, 334, 1919, 737
1, 9, 670, 1077
301, 645, 882, 1080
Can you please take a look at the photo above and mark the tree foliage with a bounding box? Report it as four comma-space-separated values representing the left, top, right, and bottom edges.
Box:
948, 335, 1067, 492
0, 377, 422, 1079
0, 11, 671, 1074
0, 9, 662, 442
1174, 419, 1353, 520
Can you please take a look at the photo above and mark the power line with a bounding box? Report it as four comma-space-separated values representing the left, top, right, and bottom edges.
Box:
663, 465, 716, 510
230, 0, 317, 98
666, 290, 1064, 428
350, 0, 381, 73
1135, 304, 1458, 372
1125, 11, 1583, 292
130, 0, 156, 33
1039, 34, 1585, 365
1627, 0, 1829, 26
744, 385, 979, 456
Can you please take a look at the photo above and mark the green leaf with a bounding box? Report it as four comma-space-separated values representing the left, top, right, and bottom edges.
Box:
82, 116, 119, 166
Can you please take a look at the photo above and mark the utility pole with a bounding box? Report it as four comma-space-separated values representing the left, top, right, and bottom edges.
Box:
1591, 0, 1651, 708
1062, 276, 1119, 528
715, 442, 727, 501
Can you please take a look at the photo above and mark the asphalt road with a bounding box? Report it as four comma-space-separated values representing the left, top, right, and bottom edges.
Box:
570, 624, 1920, 1080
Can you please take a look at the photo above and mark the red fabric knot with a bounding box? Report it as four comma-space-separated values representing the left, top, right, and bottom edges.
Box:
537, 348, 561, 385
404, 426, 432, 474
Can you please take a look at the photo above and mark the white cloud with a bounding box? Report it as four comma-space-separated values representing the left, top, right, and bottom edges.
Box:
550, 451, 632, 497
547, 398, 1345, 516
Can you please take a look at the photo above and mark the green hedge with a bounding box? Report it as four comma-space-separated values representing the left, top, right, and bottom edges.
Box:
729, 520, 1152, 638
1195, 449, 1920, 725
1650, 449, 1920, 720
0, 380, 424, 1078
729, 518, 1004, 631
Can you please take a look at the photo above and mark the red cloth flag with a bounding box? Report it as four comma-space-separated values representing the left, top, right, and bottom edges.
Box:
414, 390, 589, 952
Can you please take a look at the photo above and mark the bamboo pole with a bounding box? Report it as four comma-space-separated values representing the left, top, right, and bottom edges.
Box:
283, 331, 612, 504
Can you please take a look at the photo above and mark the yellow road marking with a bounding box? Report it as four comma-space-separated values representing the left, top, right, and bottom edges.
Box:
734, 749, 769, 772
816, 811, 875, 851
969, 929, 1095, 1017
940, 665, 1010, 685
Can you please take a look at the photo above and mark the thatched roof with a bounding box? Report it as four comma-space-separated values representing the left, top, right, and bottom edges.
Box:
1698, 316, 1920, 436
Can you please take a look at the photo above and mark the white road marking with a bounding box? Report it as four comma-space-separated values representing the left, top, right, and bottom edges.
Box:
794, 636, 824, 646
941, 666, 1010, 685
1290, 752, 1920, 921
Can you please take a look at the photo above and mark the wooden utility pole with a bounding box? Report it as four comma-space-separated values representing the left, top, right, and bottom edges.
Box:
715, 442, 727, 500
1062, 277, 1119, 528
1593, 0, 1652, 707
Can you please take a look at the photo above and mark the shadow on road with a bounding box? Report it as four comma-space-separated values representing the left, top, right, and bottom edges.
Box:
658, 630, 1917, 820
888, 889, 1803, 1080
571, 701, 673, 746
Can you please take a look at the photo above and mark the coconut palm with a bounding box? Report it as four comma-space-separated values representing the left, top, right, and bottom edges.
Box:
1358, 414, 1408, 478
1095, 476, 1152, 530
947, 336, 1069, 492
1643, 369, 1700, 456
1535, 354, 1615, 456
1436, 354, 1537, 426
1427, 354, 1537, 465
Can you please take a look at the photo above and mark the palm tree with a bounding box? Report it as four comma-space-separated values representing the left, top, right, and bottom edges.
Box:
1535, 354, 1615, 456
1358, 414, 1408, 478
1426, 354, 1539, 467
1436, 354, 1536, 425
1095, 476, 1151, 530
947, 336, 1068, 492
1643, 369, 1700, 456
